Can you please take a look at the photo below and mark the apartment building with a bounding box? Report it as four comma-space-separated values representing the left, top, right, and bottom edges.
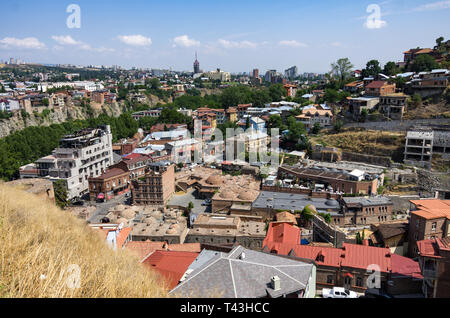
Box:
408, 199, 450, 258
378, 93, 408, 120
30, 126, 114, 200
404, 126, 450, 169
417, 237, 450, 298
295, 105, 333, 129
88, 167, 130, 201
347, 97, 380, 119
131, 161, 175, 206
364, 81, 396, 97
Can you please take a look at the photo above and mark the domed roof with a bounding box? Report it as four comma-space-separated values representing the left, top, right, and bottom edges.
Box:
238, 190, 258, 201
117, 218, 129, 225
325, 199, 339, 207
120, 209, 136, 219
206, 175, 223, 186
220, 190, 235, 199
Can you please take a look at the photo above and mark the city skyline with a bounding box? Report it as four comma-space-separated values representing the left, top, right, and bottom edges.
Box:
1, 0, 450, 73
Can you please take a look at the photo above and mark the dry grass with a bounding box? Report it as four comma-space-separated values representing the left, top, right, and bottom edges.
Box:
0, 182, 169, 298
312, 130, 405, 158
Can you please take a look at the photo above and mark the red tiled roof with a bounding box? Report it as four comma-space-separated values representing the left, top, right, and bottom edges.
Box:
123, 153, 142, 160
340, 243, 391, 272
142, 251, 199, 289
262, 224, 421, 273
417, 238, 450, 259
92, 168, 128, 180
391, 254, 423, 279
264, 222, 301, 246
366, 81, 389, 89
410, 200, 450, 220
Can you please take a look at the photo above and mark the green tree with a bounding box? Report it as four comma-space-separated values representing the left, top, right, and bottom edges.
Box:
54, 180, 69, 209
360, 109, 369, 122
362, 60, 382, 77
268, 84, 286, 102
311, 122, 322, 135
334, 120, 344, 133
383, 61, 399, 76
330, 58, 354, 88
411, 54, 439, 72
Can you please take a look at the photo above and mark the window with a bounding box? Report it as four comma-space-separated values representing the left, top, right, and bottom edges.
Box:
344, 276, 352, 285
327, 275, 333, 284
356, 277, 363, 287
432, 222, 437, 232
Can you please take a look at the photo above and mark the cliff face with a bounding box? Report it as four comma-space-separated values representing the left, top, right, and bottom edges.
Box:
0, 102, 124, 139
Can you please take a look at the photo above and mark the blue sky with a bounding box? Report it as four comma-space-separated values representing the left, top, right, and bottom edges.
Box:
1, 0, 449, 73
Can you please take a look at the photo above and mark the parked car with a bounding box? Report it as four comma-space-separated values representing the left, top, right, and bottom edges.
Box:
322, 287, 358, 298
201, 198, 212, 206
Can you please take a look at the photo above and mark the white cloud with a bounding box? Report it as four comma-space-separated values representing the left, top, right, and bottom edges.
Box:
330, 42, 342, 47
218, 39, 258, 49
173, 35, 200, 48
51, 35, 82, 46
0, 37, 46, 49
117, 35, 152, 46
413, 0, 450, 11
278, 40, 308, 48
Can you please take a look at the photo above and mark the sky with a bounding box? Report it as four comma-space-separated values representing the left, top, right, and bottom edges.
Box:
1, 0, 450, 74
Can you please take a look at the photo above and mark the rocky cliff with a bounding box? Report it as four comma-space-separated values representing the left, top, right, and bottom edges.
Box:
0, 102, 124, 139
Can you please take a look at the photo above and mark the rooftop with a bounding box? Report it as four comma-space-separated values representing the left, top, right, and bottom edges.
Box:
410, 199, 450, 220
170, 246, 314, 298
142, 250, 199, 289
253, 191, 341, 213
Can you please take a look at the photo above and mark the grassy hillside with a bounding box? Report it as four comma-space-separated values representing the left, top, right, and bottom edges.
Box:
311, 129, 406, 161
0, 182, 168, 298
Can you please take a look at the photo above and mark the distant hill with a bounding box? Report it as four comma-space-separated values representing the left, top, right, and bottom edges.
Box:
0, 182, 168, 298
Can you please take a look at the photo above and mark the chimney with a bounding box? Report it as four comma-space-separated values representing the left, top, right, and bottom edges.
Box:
271, 276, 281, 291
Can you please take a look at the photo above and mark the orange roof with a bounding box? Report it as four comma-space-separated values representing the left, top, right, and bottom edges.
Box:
262, 224, 401, 272
410, 200, 450, 220
116, 227, 132, 249
142, 251, 199, 289
264, 222, 301, 247
340, 243, 391, 272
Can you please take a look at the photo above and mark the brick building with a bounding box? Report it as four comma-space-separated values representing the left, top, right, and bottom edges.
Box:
263, 222, 423, 295
416, 237, 450, 298
279, 166, 379, 196
365, 81, 396, 97
88, 167, 130, 201
185, 214, 266, 250
408, 199, 450, 258
131, 162, 175, 206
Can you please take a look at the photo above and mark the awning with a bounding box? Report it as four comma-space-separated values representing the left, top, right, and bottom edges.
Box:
344, 272, 354, 278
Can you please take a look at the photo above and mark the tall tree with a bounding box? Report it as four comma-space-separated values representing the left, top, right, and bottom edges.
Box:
330, 58, 354, 88
383, 61, 398, 76
411, 54, 439, 72
362, 60, 382, 77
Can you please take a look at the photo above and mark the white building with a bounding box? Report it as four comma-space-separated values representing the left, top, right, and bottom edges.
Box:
204, 69, 231, 82
31, 126, 114, 199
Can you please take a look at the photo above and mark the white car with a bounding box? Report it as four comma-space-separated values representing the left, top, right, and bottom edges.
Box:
322, 287, 358, 298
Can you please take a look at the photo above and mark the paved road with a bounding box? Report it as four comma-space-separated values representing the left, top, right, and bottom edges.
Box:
168, 189, 210, 224
87, 193, 130, 223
